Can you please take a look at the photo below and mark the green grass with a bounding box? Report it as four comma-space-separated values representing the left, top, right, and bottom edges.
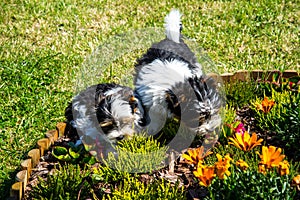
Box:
0, 0, 299, 198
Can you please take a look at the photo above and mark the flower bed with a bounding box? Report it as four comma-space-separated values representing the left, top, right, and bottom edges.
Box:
10, 70, 300, 200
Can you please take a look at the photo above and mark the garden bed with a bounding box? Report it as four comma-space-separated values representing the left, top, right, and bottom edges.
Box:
10, 70, 300, 200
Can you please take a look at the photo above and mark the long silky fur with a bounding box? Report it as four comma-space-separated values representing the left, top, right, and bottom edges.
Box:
134, 9, 223, 135
164, 9, 182, 43
65, 83, 143, 143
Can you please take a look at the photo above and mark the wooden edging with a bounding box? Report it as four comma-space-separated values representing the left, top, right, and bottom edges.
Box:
8, 69, 299, 199
218, 69, 299, 83
10, 122, 66, 200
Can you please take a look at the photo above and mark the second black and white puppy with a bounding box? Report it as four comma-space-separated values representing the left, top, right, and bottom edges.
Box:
134, 10, 223, 136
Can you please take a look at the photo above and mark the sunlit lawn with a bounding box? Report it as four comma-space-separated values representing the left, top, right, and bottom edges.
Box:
0, 0, 299, 198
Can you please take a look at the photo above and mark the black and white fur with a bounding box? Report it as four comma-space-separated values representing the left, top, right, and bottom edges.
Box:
65, 10, 223, 147
65, 83, 143, 144
134, 10, 223, 135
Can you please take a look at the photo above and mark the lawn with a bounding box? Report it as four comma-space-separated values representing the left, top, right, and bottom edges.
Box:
0, 0, 299, 199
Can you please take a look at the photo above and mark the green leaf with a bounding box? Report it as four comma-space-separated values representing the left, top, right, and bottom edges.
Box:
69, 147, 80, 159
52, 146, 71, 161
83, 156, 97, 165
52, 146, 68, 156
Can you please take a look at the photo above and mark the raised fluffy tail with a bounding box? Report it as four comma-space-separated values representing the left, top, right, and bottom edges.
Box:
164, 9, 182, 43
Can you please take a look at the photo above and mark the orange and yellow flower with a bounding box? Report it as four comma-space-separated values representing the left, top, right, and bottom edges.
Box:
258, 146, 289, 173
258, 146, 285, 169
256, 96, 275, 113
214, 154, 232, 179
228, 131, 263, 151
182, 146, 212, 165
292, 175, 300, 190
236, 159, 249, 171
258, 163, 267, 174
278, 160, 290, 176
193, 164, 216, 187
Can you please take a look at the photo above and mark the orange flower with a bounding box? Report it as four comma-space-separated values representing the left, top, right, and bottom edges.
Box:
292, 175, 300, 190
256, 96, 275, 113
215, 154, 232, 179
258, 163, 267, 174
228, 132, 263, 151
278, 160, 290, 176
258, 146, 285, 172
182, 146, 212, 165
193, 164, 216, 187
236, 159, 249, 171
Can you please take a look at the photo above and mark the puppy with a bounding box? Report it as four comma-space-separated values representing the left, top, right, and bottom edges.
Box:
65, 83, 144, 145
134, 10, 223, 136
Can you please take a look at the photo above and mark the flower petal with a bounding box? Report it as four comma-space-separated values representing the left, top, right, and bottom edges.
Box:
216, 153, 222, 161
236, 133, 246, 151
228, 137, 243, 150
244, 132, 250, 143
248, 133, 263, 150
262, 146, 268, 164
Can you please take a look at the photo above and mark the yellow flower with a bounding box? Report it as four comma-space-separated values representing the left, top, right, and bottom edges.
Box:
257, 146, 288, 175
292, 175, 300, 189
228, 132, 263, 151
256, 96, 275, 113
278, 160, 290, 176
215, 154, 232, 179
193, 164, 216, 187
236, 159, 249, 171
182, 146, 212, 165
258, 146, 285, 169
258, 163, 267, 174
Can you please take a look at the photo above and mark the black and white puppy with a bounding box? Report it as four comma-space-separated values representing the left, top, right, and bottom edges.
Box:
134, 10, 223, 136
65, 83, 143, 145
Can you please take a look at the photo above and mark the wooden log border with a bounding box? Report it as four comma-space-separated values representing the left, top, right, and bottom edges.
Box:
218, 69, 299, 83
9, 70, 299, 199
10, 122, 66, 200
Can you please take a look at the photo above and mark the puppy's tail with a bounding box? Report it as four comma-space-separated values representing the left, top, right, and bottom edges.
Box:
164, 9, 182, 43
